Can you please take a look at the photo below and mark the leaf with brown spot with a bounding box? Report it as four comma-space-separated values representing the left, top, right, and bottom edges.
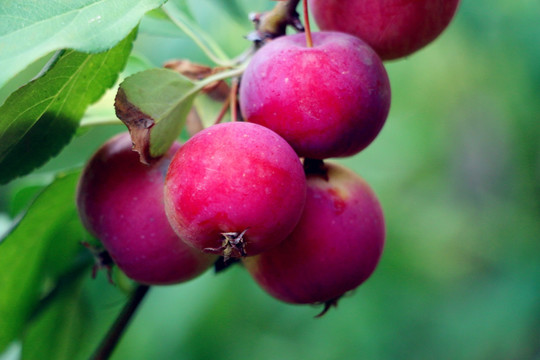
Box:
115, 68, 199, 164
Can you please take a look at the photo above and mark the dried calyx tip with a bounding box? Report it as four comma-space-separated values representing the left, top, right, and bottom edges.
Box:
315, 297, 340, 318
81, 241, 115, 284
204, 228, 249, 262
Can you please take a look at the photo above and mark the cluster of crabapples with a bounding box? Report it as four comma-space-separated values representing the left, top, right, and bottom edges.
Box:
77, 0, 459, 311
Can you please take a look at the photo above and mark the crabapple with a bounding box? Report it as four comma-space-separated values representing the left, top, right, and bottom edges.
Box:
243, 161, 385, 307
239, 31, 390, 159
164, 122, 307, 259
77, 132, 216, 285
309, 0, 460, 60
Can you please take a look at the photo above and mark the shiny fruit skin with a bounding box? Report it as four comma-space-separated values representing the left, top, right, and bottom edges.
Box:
77, 133, 215, 285
310, 0, 460, 60
244, 162, 385, 304
164, 122, 307, 258
239, 31, 390, 159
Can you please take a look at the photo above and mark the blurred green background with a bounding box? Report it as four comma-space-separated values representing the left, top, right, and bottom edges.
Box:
1, 0, 539, 359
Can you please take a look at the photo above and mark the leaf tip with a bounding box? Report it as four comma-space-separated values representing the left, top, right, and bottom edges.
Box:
114, 87, 155, 165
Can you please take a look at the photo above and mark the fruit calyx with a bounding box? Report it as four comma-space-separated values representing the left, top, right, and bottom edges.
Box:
204, 229, 249, 261
315, 297, 341, 318
81, 241, 114, 284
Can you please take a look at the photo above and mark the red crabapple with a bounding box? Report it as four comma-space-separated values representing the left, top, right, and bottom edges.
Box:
310, 0, 460, 60
77, 132, 216, 285
243, 161, 385, 308
239, 31, 391, 159
164, 122, 307, 259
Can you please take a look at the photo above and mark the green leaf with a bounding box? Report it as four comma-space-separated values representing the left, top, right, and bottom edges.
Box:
162, 2, 232, 65
0, 30, 136, 185
79, 54, 155, 129
8, 184, 48, 218
140, 8, 186, 38
0, 52, 55, 107
169, 0, 196, 21
0, 0, 166, 88
124, 54, 155, 77
0, 170, 85, 352
115, 68, 199, 163
210, 0, 249, 25
21, 273, 88, 360
139, 15, 185, 38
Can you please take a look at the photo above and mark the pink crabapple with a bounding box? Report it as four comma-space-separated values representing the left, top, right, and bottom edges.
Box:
77, 132, 216, 285
239, 31, 391, 159
164, 121, 307, 260
243, 161, 385, 309
309, 0, 460, 60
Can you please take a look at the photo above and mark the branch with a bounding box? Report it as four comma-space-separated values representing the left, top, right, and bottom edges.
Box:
248, 0, 303, 43
91, 285, 150, 360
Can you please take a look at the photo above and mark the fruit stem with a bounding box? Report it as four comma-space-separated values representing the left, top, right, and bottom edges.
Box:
230, 78, 240, 122
213, 96, 231, 125
214, 256, 241, 273
302, 0, 313, 48
303, 158, 328, 179
91, 285, 150, 360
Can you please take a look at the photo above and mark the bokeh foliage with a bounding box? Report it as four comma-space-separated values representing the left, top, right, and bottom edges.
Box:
0, 0, 539, 359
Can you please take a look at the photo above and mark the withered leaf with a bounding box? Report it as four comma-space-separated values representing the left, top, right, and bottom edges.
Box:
114, 68, 199, 164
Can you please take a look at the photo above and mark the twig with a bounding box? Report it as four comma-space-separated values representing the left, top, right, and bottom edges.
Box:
213, 96, 231, 125
91, 285, 150, 360
230, 78, 240, 122
248, 0, 303, 43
